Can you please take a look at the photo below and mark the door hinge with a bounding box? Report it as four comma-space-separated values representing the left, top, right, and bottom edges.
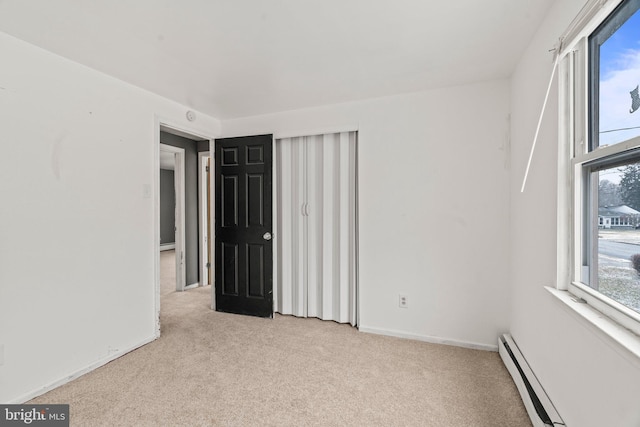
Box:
206, 166, 210, 172
206, 262, 211, 268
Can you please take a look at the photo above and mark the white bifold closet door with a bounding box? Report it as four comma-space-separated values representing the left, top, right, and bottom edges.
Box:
275, 131, 357, 326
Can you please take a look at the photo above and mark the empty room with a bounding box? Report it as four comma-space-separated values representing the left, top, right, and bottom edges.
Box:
1, 0, 640, 426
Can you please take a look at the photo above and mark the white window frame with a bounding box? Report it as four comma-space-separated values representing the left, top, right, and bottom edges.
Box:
557, 0, 640, 340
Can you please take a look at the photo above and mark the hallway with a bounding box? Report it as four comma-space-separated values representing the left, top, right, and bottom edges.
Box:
160, 249, 176, 296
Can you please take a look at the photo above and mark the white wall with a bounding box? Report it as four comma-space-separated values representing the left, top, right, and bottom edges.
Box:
0, 32, 220, 403
222, 80, 512, 350
509, 1, 640, 426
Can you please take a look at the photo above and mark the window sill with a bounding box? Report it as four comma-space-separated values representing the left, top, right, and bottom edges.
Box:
545, 287, 640, 366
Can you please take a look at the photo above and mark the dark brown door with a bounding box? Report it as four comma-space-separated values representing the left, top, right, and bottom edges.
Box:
214, 134, 273, 318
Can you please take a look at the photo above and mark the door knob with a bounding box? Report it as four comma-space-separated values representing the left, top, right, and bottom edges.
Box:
263, 232, 272, 241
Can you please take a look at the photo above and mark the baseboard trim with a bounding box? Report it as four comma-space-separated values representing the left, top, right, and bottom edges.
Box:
358, 325, 498, 352
499, 334, 564, 426
160, 243, 175, 251
9, 335, 158, 404
184, 282, 199, 290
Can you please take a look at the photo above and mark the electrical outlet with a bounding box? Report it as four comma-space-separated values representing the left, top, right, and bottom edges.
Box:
399, 294, 408, 308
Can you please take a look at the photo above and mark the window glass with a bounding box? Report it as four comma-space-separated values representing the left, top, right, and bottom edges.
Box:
590, 1, 640, 149
580, 0, 640, 318
587, 162, 640, 313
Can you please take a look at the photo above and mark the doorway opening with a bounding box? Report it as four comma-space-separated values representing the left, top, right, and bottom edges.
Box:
198, 151, 212, 288
160, 143, 186, 293
154, 118, 214, 335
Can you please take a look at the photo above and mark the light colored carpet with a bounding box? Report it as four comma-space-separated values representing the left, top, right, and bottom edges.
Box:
29, 267, 531, 426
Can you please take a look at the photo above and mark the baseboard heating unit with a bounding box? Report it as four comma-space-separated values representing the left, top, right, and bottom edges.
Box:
498, 334, 564, 427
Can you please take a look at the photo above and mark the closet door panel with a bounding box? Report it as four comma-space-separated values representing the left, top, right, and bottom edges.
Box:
276, 139, 293, 315
321, 133, 337, 321
338, 132, 352, 324
276, 137, 307, 317
349, 132, 358, 326
275, 131, 357, 326
306, 135, 322, 319
295, 137, 307, 318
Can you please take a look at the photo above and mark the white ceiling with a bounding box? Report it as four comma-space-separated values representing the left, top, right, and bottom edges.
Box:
0, 0, 554, 119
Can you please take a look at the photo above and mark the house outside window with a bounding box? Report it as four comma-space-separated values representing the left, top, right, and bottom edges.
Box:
559, 0, 640, 336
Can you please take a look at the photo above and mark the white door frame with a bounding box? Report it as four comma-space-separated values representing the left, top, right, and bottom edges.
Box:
153, 116, 215, 337
198, 150, 212, 288
160, 143, 186, 292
